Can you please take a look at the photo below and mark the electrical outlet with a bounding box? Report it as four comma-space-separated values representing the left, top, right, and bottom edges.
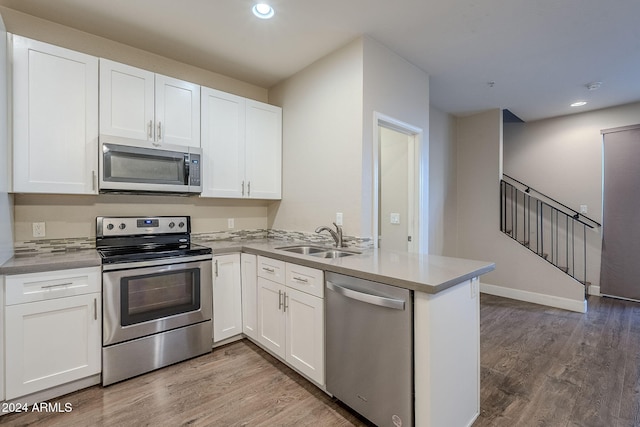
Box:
32, 222, 46, 238
227, 218, 235, 229
580, 205, 588, 214
335, 212, 343, 226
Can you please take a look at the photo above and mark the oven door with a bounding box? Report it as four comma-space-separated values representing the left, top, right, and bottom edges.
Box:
103, 257, 212, 346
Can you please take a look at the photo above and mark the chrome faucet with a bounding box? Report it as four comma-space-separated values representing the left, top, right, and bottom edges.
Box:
315, 222, 344, 247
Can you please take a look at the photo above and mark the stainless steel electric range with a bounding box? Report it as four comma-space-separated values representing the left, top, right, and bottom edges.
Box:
96, 216, 212, 386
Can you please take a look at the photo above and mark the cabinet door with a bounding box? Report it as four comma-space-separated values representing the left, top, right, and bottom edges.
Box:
245, 100, 282, 199
99, 59, 155, 141
200, 87, 245, 197
5, 293, 101, 399
1, 276, 4, 402
241, 253, 258, 339
155, 74, 200, 147
285, 287, 325, 385
257, 277, 286, 358
213, 254, 242, 342
12, 36, 98, 194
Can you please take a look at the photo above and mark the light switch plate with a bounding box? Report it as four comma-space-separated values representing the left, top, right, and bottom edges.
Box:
390, 213, 400, 224
227, 218, 235, 229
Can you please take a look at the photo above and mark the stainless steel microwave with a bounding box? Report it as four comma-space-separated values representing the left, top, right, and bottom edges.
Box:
99, 136, 202, 195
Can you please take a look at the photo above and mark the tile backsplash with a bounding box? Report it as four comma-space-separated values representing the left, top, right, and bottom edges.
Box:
13, 229, 373, 256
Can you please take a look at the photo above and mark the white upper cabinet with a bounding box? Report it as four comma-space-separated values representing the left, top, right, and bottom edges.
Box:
245, 100, 282, 199
99, 59, 154, 142
155, 74, 201, 147
100, 59, 200, 147
201, 87, 282, 199
12, 36, 99, 194
201, 89, 245, 198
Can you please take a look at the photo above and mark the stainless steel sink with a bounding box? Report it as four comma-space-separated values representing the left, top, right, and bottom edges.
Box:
276, 245, 328, 255
312, 249, 359, 259
276, 245, 361, 258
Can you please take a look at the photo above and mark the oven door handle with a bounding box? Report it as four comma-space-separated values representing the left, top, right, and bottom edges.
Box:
101, 254, 213, 271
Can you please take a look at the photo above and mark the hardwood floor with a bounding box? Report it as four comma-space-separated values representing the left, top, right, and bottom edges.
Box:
0, 341, 368, 427
2, 294, 640, 426
475, 294, 640, 427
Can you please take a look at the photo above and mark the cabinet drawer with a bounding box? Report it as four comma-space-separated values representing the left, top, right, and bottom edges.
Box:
286, 263, 324, 298
5, 267, 101, 305
257, 256, 285, 284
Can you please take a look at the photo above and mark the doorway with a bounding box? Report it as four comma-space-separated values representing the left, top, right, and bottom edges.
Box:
373, 113, 423, 253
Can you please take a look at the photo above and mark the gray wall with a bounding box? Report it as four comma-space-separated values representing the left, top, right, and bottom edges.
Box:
503, 101, 640, 290
457, 109, 585, 311
0, 12, 13, 264
269, 36, 430, 247
428, 106, 457, 256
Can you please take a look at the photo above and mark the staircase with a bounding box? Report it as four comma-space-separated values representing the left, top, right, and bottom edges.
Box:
500, 175, 600, 295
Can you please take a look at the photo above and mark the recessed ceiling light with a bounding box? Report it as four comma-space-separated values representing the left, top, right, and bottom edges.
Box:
571, 101, 587, 107
252, 3, 275, 19
586, 81, 602, 91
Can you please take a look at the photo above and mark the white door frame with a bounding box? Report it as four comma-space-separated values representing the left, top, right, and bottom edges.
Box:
373, 111, 425, 253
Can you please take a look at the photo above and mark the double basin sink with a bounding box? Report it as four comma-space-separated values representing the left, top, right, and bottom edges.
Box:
277, 245, 361, 259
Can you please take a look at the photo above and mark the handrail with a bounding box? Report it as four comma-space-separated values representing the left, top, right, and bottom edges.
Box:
502, 174, 601, 228
500, 179, 590, 294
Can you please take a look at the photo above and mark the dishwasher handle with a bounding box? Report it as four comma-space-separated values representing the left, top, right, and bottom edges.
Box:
326, 280, 406, 310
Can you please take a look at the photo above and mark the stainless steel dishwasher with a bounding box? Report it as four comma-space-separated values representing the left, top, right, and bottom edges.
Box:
325, 272, 413, 427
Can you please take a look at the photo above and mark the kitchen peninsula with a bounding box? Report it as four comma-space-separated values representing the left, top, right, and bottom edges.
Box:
0, 237, 494, 427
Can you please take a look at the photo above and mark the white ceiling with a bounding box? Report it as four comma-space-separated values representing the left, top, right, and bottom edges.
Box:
1, 0, 639, 122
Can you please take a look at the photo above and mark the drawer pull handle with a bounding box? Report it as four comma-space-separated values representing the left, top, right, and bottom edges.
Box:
293, 276, 308, 283
40, 282, 73, 290
262, 267, 275, 273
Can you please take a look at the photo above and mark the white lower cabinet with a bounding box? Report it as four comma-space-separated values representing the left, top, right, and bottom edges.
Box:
212, 254, 243, 343
257, 276, 286, 356
4, 267, 101, 400
240, 253, 258, 339
256, 256, 325, 385
284, 286, 324, 384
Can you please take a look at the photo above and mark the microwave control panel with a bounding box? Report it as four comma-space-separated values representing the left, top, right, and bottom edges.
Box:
189, 154, 201, 187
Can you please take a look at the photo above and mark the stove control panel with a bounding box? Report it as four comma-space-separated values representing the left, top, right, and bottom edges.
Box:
97, 216, 190, 237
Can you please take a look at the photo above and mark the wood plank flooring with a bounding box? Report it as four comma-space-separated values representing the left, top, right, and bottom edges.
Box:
0, 341, 368, 427
475, 294, 640, 427
2, 294, 640, 426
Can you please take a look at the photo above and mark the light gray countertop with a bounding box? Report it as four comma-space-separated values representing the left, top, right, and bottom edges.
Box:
0, 249, 102, 275
237, 241, 495, 294
1, 238, 495, 294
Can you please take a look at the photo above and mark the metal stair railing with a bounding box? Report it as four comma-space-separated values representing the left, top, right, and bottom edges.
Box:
500, 175, 600, 293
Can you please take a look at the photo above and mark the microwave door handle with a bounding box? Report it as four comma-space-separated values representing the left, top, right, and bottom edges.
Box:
184, 156, 190, 185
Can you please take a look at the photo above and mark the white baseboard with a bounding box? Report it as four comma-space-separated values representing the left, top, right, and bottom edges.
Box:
480, 283, 587, 313
588, 284, 601, 296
